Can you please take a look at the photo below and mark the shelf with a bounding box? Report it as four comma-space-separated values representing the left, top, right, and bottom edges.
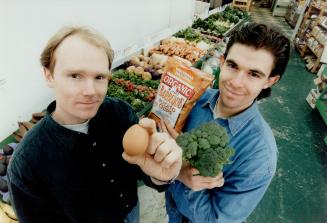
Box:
295, 3, 327, 73
319, 22, 327, 30
311, 4, 327, 12
272, 0, 290, 16
315, 70, 327, 125
232, 0, 252, 12
294, 42, 306, 56
316, 97, 327, 125
310, 32, 326, 47
298, 27, 311, 39
311, 4, 323, 11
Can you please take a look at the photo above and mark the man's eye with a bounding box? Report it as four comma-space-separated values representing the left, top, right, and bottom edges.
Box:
227, 63, 237, 69
96, 75, 106, 80
70, 73, 80, 79
250, 72, 260, 78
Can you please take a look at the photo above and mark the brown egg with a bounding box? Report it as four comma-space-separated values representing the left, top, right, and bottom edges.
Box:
123, 124, 149, 156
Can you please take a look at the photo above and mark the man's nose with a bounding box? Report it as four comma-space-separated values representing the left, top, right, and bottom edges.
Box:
83, 80, 96, 95
230, 71, 246, 87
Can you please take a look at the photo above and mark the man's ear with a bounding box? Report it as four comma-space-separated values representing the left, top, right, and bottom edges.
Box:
263, 75, 280, 89
43, 68, 54, 88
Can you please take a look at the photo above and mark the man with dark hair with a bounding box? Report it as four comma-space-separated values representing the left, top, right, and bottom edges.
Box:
223, 22, 290, 100
163, 22, 291, 222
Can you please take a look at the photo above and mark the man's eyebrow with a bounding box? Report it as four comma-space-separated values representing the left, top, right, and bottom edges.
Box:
226, 59, 268, 77
225, 59, 237, 65
64, 69, 84, 74
249, 69, 267, 77
64, 69, 109, 75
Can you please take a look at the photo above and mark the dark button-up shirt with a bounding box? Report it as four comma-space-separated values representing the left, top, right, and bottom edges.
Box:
8, 97, 165, 223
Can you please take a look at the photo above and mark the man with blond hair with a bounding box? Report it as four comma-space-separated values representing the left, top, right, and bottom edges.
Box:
8, 26, 182, 223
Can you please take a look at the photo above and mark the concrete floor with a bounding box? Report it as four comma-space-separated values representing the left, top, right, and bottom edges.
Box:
138, 185, 167, 222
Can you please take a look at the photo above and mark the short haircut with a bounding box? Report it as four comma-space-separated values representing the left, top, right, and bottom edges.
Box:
224, 22, 291, 100
40, 26, 114, 73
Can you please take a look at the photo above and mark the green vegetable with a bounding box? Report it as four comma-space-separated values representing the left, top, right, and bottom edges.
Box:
176, 122, 234, 177
112, 69, 159, 89
174, 27, 202, 42
131, 98, 145, 112
191, 6, 249, 36
212, 67, 220, 89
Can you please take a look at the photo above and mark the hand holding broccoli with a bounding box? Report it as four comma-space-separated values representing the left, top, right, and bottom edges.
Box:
177, 163, 225, 191
176, 122, 235, 177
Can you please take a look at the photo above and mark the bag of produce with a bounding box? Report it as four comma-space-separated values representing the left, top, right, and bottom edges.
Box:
149, 57, 213, 132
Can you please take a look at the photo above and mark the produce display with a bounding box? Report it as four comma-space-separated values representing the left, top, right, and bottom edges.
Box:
149, 37, 206, 64
192, 6, 249, 36
107, 69, 160, 112
107, 7, 247, 114
174, 27, 223, 44
176, 122, 235, 177
128, 54, 166, 75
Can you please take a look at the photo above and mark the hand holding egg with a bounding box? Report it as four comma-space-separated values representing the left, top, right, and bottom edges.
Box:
122, 118, 182, 183
122, 124, 149, 156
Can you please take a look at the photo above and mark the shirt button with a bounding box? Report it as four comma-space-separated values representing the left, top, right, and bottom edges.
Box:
110, 179, 114, 183
126, 204, 129, 208
120, 193, 123, 198
92, 142, 96, 146
102, 163, 106, 167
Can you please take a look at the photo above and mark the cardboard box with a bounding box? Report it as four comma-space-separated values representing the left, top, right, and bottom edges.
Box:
306, 88, 320, 109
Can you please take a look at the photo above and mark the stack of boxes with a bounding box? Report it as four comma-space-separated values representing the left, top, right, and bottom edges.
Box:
306, 64, 327, 111
285, 0, 305, 26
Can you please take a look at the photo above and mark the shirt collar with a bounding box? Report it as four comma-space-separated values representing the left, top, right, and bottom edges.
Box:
44, 101, 90, 151
200, 90, 259, 136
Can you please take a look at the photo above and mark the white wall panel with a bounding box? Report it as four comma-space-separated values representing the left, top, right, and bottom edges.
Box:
0, 0, 195, 141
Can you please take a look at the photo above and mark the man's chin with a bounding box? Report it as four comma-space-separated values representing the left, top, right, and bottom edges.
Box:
78, 110, 98, 121
221, 97, 242, 110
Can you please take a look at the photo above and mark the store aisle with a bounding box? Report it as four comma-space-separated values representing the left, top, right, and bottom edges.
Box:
251, 6, 294, 38
247, 6, 327, 223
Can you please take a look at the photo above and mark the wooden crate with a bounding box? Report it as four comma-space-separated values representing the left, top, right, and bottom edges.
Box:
232, 0, 252, 11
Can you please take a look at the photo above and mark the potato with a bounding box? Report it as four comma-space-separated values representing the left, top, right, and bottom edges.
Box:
134, 66, 144, 76
142, 72, 152, 80
126, 66, 136, 73
130, 56, 140, 65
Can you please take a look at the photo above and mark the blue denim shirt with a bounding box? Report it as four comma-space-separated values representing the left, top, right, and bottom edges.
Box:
166, 89, 277, 223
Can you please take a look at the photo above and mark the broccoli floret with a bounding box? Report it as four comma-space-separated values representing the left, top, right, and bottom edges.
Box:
176, 132, 191, 147
191, 149, 223, 177
176, 121, 235, 177
194, 129, 203, 138
185, 142, 198, 159
198, 138, 210, 150
207, 135, 219, 146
